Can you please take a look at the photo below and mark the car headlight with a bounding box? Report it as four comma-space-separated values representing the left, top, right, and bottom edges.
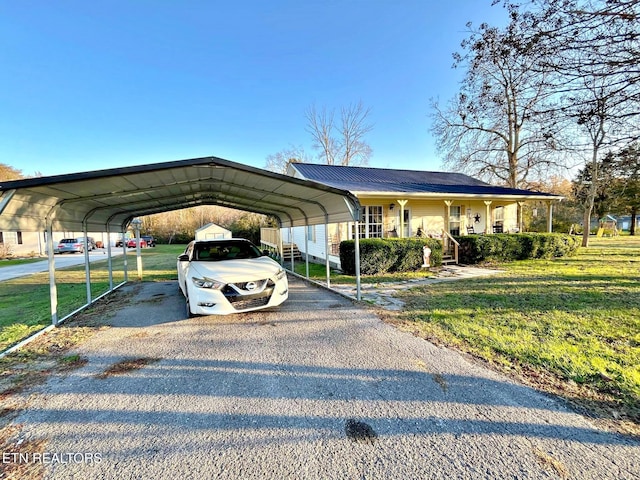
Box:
275, 268, 286, 281
191, 277, 224, 289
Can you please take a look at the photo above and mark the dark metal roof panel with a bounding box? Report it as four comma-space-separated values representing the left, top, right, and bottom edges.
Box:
0, 157, 361, 232
291, 163, 561, 198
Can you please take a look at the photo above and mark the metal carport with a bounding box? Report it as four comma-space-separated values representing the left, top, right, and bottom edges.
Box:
0, 156, 362, 328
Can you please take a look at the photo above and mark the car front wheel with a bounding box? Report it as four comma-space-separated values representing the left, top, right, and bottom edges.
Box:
185, 291, 195, 318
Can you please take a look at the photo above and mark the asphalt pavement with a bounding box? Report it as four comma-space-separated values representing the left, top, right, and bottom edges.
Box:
7, 277, 640, 479
0, 250, 123, 282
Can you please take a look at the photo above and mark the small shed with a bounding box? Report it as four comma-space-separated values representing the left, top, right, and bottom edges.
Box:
195, 223, 232, 241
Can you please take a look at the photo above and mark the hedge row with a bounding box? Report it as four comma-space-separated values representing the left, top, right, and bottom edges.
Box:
455, 233, 581, 264
339, 238, 443, 275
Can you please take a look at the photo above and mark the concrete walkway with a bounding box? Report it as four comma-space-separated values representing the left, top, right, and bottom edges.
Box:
330, 265, 503, 310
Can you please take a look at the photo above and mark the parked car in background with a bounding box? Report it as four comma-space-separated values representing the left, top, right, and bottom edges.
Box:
76, 236, 96, 251
126, 238, 148, 248
115, 237, 125, 248
57, 238, 85, 254
141, 235, 156, 247
177, 238, 288, 316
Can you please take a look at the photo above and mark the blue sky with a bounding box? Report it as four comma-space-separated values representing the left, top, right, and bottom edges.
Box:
1, 1, 508, 177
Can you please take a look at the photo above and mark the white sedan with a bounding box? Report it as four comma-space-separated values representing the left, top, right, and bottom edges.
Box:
177, 239, 288, 316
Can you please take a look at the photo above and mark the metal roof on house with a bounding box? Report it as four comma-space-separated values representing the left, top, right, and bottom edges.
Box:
290, 163, 562, 199
0, 157, 361, 232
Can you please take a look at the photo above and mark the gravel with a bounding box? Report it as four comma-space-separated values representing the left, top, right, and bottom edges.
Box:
8, 276, 639, 479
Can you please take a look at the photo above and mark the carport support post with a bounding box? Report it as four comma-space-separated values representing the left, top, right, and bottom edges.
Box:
83, 222, 91, 304
278, 229, 284, 266
289, 226, 294, 272
304, 224, 309, 279
355, 222, 361, 301
133, 219, 142, 280
324, 222, 330, 288
46, 220, 58, 325
106, 226, 114, 290
122, 228, 128, 283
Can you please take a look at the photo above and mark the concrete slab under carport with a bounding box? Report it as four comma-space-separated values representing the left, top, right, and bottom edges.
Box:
5, 276, 638, 479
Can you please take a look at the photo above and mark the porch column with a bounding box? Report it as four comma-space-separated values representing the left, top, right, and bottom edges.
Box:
444, 200, 453, 234
517, 202, 525, 233
547, 201, 554, 233
397, 199, 408, 238
484, 201, 493, 234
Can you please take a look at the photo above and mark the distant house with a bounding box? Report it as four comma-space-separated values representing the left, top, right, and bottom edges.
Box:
0, 230, 119, 257
195, 223, 232, 241
269, 163, 563, 267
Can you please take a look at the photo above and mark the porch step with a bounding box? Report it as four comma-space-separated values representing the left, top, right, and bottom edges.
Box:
282, 243, 302, 260
442, 254, 457, 265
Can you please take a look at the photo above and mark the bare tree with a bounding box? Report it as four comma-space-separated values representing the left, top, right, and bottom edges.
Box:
305, 101, 373, 166
518, 0, 640, 245
264, 145, 310, 174
431, 15, 563, 189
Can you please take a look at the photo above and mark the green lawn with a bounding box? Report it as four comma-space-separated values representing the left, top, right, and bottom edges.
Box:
2, 237, 638, 428
388, 236, 640, 423
0, 245, 185, 351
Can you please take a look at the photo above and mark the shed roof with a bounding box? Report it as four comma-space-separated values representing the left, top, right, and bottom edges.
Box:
290, 163, 563, 200
0, 157, 360, 232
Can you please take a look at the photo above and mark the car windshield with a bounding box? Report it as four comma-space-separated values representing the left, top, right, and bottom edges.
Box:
194, 241, 262, 261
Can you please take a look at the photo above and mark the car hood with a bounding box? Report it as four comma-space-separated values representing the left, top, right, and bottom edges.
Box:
188, 257, 283, 283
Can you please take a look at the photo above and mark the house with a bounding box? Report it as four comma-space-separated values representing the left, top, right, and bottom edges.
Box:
195, 223, 232, 241
271, 163, 563, 267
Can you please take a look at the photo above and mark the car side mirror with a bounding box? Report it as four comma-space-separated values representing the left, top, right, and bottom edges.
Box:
177, 254, 190, 262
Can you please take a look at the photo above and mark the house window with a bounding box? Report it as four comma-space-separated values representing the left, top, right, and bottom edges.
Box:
449, 206, 461, 236
352, 206, 383, 239
2, 231, 18, 245
307, 225, 316, 242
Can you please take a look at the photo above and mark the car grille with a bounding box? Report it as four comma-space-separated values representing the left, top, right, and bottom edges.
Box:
229, 295, 272, 311
223, 280, 276, 311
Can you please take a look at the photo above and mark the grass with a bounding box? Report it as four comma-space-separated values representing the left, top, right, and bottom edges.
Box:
0, 258, 43, 267
2, 238, 638, 433
293, 259, 436, 284
384, 236, 640, 431
0, 244, 185, 351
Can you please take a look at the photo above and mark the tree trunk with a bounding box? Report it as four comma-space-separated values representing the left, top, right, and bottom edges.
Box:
631, 207, 637, 236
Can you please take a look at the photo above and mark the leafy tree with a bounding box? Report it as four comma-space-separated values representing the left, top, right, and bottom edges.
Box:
609, 143, 640, 234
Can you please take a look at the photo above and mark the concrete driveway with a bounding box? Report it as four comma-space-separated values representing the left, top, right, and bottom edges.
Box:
8, 277, 639, 479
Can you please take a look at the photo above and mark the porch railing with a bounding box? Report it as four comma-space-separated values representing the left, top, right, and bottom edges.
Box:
442, 229, 459, 264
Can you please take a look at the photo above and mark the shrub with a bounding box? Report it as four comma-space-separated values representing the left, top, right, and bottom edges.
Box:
456, 233, 580, 264
339, 238, 442, 275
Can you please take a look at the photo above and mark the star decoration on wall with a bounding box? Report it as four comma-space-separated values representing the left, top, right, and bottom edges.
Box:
474, 214, 481, 223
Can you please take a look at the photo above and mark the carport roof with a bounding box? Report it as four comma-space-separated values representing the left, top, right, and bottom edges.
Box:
0, 156, 361, 232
